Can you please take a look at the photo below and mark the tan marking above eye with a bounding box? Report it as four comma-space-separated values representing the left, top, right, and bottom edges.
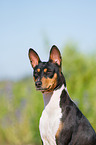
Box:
37, 68, 40, 72
44, 68, 47, 73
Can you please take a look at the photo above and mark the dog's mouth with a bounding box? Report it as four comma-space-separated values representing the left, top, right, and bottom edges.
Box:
36, 85, 51, 91
36, 85, 52, 93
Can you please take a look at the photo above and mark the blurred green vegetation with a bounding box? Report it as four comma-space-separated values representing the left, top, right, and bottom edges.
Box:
0, 43, 96, 145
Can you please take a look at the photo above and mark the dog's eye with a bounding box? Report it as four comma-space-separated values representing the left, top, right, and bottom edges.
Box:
34, 72, 38, 78
46, 70, 53, 76
47, 70, 52, 74
44, 69, 52, 75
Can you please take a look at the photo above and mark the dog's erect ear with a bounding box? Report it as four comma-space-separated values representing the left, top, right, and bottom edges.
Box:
49, 45, 62, 66
28, 48, 41, 68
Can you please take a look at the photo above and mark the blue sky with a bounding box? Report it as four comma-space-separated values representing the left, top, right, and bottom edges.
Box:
0, 0, 96, 80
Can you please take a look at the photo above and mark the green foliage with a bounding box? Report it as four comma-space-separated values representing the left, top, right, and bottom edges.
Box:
62, 43, 96, 129
0, 79, 43, 145
0, 43, 96, 144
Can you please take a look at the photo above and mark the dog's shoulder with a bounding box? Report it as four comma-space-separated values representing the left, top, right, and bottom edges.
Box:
56, 88, 96, 145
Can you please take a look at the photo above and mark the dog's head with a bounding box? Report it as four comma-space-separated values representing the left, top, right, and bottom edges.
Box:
28, 45, 65, 93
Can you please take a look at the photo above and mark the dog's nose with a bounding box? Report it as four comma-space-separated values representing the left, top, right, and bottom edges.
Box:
35, 81, 42, 88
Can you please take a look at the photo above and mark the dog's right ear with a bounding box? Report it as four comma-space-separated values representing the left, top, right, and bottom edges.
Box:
28, 48, 41, 68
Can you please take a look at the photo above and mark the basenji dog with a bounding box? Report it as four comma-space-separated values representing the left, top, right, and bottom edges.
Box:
28, 45, 96, 145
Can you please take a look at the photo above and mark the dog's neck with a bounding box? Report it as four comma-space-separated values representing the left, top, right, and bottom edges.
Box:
43, 91, 53, 108
43, 84, 66, 108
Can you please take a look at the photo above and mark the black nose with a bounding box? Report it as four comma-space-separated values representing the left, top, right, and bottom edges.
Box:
35, 81, 42, 88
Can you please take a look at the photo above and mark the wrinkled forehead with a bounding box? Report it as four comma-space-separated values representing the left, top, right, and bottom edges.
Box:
34, 62, 58, 72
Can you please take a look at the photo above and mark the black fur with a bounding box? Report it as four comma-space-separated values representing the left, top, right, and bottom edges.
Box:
56, 86, 96, 145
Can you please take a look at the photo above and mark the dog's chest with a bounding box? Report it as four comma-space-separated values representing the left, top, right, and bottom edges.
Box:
39, 85, 64, 145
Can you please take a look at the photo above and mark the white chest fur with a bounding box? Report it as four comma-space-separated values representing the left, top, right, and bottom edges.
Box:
39, 85, 65, 145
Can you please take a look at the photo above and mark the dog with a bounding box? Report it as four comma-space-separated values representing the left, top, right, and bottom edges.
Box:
28, 45, 96, 145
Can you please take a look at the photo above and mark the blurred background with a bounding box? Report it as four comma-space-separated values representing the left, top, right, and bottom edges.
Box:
0, 0, 96, 145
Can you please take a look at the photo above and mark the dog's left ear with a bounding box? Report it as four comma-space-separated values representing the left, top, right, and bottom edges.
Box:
49, 45, 62, 66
